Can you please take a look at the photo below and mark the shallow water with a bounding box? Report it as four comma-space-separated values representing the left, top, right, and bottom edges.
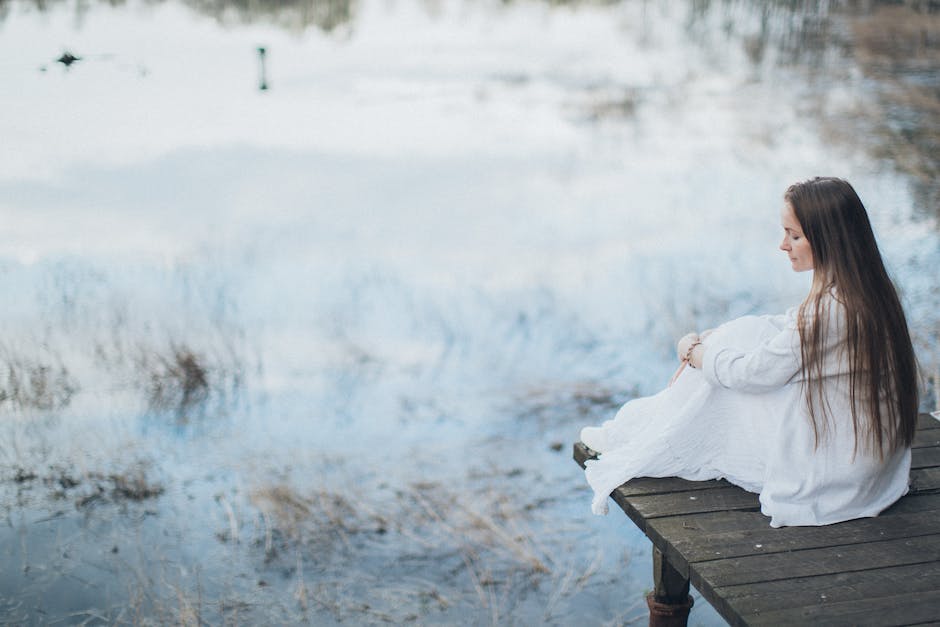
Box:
1, 0, 939, 624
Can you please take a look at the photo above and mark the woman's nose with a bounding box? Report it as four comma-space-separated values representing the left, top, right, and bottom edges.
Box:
779, 238, 789, 251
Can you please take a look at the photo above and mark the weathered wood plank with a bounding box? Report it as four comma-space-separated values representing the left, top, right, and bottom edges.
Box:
910, 466, 940, 493
607, 488, 654, 535
691, 533, 940, 588
642, 510, 770, 584
912, 445, 940, 469
880, 491, 940, 514
913, 426, 940, 448
714, 561, 940, 617
917, 412, 940, 430
646, 493, 940, 540
645, 496, 940, 606
572, 442, 595, 468
624, 486, 760, 519
744, 588, 940, 626
648, 509, 772, 535
651, 508, 940, 565
615, 476, 731, 497
607, 488, 760, 542
643, 493, 940, 575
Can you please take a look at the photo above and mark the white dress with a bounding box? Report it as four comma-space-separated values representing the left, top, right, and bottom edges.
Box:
581, 302, 911, 527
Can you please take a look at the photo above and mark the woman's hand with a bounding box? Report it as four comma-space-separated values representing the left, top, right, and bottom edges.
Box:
676, 332, 700, 362
670, 331, 707, 386
687, 342, 705, 369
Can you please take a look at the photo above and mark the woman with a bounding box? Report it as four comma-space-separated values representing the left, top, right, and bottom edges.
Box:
581, 177, 919, 527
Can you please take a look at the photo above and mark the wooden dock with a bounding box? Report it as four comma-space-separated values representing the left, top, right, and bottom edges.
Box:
574, 412, 940, 626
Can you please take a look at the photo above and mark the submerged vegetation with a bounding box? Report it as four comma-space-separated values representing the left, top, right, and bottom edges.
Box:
139, 347, 209, 411
0, 337, 238, 414
0, 344, 78, 411
237, 478, 607, 624
2, 460, 619, 624
0, 261, 250, 417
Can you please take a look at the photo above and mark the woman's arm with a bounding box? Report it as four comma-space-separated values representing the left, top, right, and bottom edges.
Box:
690, 323, 803, 393
757, 313, 789, 330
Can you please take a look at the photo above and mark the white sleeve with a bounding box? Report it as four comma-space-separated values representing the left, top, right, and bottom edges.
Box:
757, 313, 789, 330
702, 320, 802, 393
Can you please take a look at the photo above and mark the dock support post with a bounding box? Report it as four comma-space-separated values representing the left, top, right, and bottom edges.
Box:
647, 546, 693, 627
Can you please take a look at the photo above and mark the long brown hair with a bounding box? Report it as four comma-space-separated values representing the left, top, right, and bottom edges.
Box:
784, 177, 918, 457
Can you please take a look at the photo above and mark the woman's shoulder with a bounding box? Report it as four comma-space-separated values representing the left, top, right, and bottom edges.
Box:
809, 290, 848, 327
790, 288, 846, 321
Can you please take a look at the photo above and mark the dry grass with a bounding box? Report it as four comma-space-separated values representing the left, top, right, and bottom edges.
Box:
239, 476, 599, 624
852, 5, 940, 71
0, 344, 78, 411
248, 484, 368, 561
136, 346, 211, 412
0, 333, 244, 420
401, 483, 550, 576
0, 256, 253, 422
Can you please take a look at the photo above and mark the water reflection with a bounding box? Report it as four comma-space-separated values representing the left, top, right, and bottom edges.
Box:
849, 5, 940, 215
1, 0, 357, 32
682, 1, 940, 217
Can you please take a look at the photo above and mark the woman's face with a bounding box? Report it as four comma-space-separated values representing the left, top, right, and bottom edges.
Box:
780, 203, 814, 272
